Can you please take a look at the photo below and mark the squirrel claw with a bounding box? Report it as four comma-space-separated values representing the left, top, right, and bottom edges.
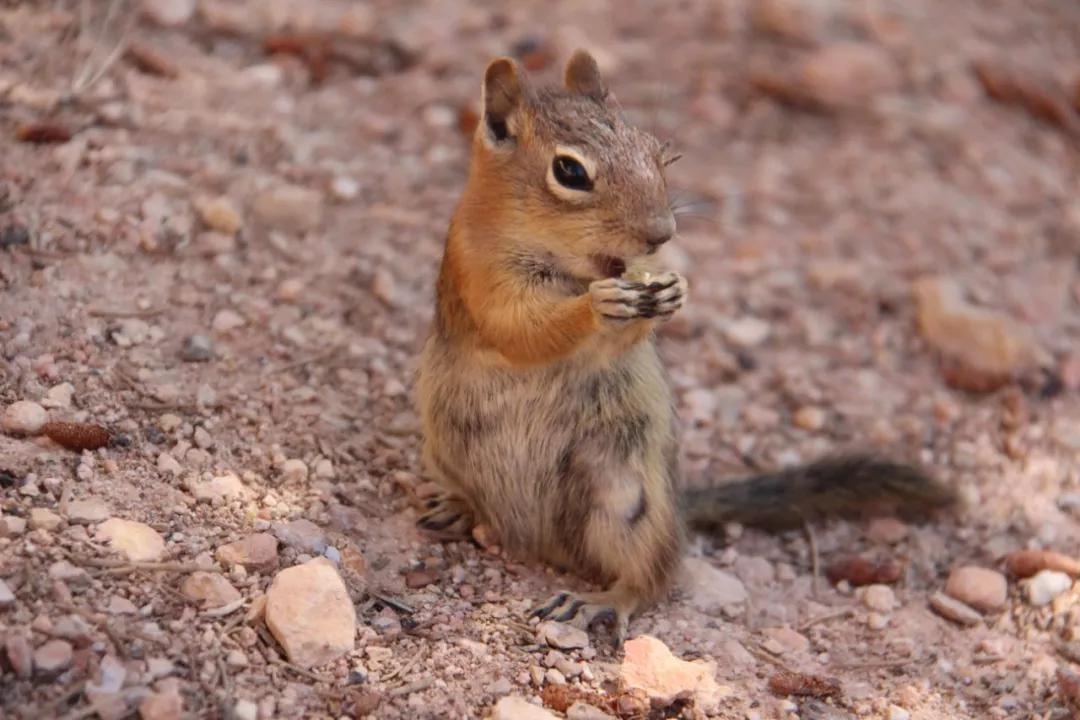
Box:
530, 591, 630, 648
590, 271, 687, 322
417, 493, 474, 538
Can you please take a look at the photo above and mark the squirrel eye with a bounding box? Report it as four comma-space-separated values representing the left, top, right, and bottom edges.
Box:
552, 155, 593, 191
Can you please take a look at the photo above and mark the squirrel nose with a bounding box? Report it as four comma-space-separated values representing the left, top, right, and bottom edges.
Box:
644, 213, 676, 247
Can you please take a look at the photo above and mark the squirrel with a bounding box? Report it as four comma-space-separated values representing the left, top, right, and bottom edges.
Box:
414, 50, 955, 646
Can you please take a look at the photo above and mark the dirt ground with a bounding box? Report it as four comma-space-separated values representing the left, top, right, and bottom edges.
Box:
3, 1, 1080, 718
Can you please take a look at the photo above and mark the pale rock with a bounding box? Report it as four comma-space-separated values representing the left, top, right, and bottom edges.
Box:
139, 690, 183, 720
189, 472, 252, 502
5, 634, 32, 678
87, 654, 126, 695
233, 699, 258, 720
272, 519, 327, 554
193, 426, 213, 449
0, 578, 15, 607
723, 317, 771, 347
761, 627, 809, 655
65, 498, 111, 524
29, 507, 63, 531
866, 517, 909, 544
330, 176, 359, 201
42, 382, 75, 409
3, 400, 47, 434
107, 595, 138, 615
1025, 570, 1072, 607
537, 621, 589, 650
888, 705, 911, 720
0, 515, 27, 536
313, 458, 335, 479
216, 533, 279, 573
621, 635, 727, 713
157, 453, 182, 475
49, 560, 89, 585
489, 696, 559, 720
96, 518, 166, 562
212, 309, 246, 333
860, 584, 897, 613
566, 702, 615, 720
280, 459, 308, 483
253, 184, 323, 234
34, 639, 73, 676
276, 278, 305, 303
680, 557, 747, 614
140, 0, 195, 26
181, 571, 242, 609
945, 566, 1007, 612
194, 196, 242, 235
545, 667, 567, 685
798, 42, 900, 109
792, 405, 825, 431
265, 557, 356, 668
929, 591, 982, 626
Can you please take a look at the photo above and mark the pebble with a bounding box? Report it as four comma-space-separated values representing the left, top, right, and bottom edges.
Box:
537, 621, 589, 650
140, 0, 196, 26
107, 595, 138, 615
49, 560, 90, 585
722, 317, 771, 348
860, 584, 897, 613
42, 382, 74, 409
404, 569, 438, 588
65, 498, 111, 524
139, 690, 183, 720
929, 591, 982, 626
489, 677, 513, 697
193, 426, 213, 449
0, 578, 14, 607
194, 231, 236, 256
2, 400, 47, 434
233, 699, 258, 720
180, 334, 215, 362
545, 667, 567, 685
189, 472, 252, 502
1004, 549, 1080, 578
5, 634, 32, 678
866, 517, 909, 544
29, 508, 63, 531
330, 176, 360, 201
253, 184, 324, 234
216, 534, 279, 573
96, 518, 166, 562
680, 557, 748, 614
792, 405, 825, 431
490, 696, 559, 720
313, 458, 335, 479
944, 566, 1007, 612
265, 557, 357, 668
34, 639, 73, 676
280, 459, 308, 483
0, 515, 27, 536
157, 453, 182, 475
212, 309, 246, 333
887, 705, 911, 720
272, 519, 328, 554
181, 571, 242, 609
760, 627, 809, 655
1025, 570, 1072, 607
621, 635, 726, 713
276, 278, 305, 303
567, 702, 615, 720
195, 196, 243, 235
797, 42, 899, 109
913, 276, 1038, 389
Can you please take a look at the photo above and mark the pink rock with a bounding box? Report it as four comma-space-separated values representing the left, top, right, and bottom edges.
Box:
265, 558, 356, 668
96, 518, 166, 562
181, 572, 242, 610
621, 635, 729, 713
945, 566, 1007, 612
216, 534, 279, 573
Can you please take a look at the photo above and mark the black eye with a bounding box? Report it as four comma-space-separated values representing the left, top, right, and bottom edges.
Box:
552, 155, 593, 191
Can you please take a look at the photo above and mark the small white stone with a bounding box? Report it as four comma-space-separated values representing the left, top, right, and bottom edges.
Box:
1026, 570, 1072, 607
887, 705, 911, 720
280, 459, 308, 483
722, 317, 771, 347
860, 584, 896, 613
2, 401, 47, 435
0, 578, 15, 607
212, 309, 246, 333
330, 176, 359, 201
41, 382, 74, 409
157, 453, 182, 475
233, 699, 258, 720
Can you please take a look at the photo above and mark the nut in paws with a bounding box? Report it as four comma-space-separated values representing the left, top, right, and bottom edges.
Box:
590, 271, 687, 321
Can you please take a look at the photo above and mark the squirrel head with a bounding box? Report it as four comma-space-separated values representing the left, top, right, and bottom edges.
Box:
462, 50, 676, 280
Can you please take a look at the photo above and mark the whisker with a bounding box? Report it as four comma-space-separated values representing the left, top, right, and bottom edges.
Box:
662, 153, 683, 167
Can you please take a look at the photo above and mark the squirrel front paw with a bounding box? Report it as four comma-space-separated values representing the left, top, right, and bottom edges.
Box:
590, 271, 687, 321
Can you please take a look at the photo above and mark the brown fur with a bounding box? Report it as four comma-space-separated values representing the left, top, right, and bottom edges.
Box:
415, 53, 953, 645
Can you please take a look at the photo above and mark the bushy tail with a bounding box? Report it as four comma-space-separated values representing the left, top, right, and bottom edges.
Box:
682, 454, 956, 533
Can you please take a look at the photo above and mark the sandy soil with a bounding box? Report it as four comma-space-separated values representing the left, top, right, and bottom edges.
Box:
2, 1, 1080, 718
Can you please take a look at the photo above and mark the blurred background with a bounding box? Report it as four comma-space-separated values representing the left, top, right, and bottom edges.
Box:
2, 1, 1080, 718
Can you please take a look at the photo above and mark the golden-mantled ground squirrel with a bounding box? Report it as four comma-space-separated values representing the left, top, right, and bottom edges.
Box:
415, 51, 954, 645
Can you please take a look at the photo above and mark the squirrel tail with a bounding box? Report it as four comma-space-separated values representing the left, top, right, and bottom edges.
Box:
682, 454, 956, 533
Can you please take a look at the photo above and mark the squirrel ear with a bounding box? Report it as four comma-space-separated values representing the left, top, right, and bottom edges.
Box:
482, 57, 522, 143
564, 49, 606, 99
